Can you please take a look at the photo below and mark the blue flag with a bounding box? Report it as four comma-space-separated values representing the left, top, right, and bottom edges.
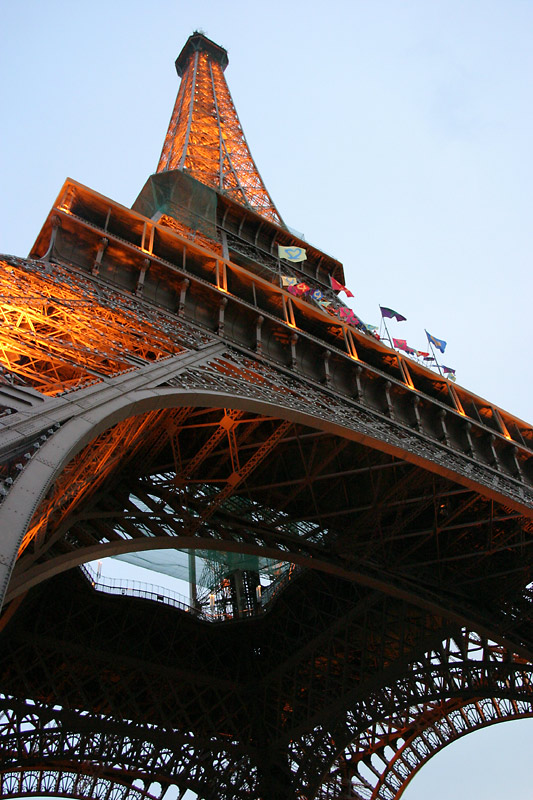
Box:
426, 330, 447, 353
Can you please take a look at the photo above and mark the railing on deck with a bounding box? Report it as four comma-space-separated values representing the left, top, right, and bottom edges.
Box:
79, 562, 299, 622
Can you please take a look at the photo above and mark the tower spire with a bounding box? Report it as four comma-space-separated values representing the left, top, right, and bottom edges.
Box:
157, 32, 284, 226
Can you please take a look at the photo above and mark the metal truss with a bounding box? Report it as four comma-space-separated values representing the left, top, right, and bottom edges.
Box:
7, 396, 531, 632
18, 409, 165, 556
156, 33, 284, 225
343, 697, 533, 799
2, 613, 533, 799
0, 256, 187, 396
1, 275, 532, 797
318, 632, 533, 798
0, 768, 167, 800
1, 30, 533, 800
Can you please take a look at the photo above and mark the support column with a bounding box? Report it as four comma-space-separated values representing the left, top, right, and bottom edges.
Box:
0, 345, 225, 612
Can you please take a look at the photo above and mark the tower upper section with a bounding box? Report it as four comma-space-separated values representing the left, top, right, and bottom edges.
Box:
157, 32, 284, 227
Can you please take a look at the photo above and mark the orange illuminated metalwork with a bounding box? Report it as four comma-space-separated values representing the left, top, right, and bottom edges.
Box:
2, 31, 533, 800
18, 412, 162, 556
0, 258, 184, 395
157, 33, 284, 226
17, 404, 194, 557
158, 213, 222, 255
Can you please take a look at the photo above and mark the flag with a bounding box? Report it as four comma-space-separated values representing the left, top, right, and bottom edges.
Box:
442, 365, 456, 375
278, 245, 307, 262
318, 299, 331, 309
380, 306, 406, 322
364, 323, 379, 332
339, 308, 359, 325
287, 283, 310, 297
416, 350, 430, 358
392, 338, 408, 351
426, 331, 447, 353
405, 345, 417, 355
331, 276, 354, 297
281, 275, 298, 287
310, 289, 324, 301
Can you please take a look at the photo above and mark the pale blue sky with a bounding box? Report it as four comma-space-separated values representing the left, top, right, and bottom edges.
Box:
2, 1, 533, 797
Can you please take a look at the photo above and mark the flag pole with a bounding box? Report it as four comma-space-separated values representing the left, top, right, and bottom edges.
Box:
427, 339, 443, 376
382, 319, 394, 348
379, 306, 393, 347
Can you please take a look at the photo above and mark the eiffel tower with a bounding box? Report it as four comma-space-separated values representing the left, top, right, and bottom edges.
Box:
1, 31, 533, 800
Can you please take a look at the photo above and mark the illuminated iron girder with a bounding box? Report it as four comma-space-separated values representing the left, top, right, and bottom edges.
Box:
0, 257, 185, 395
16, 408, 178, 557
157, 32, 284, 226
1, 32, 533, 800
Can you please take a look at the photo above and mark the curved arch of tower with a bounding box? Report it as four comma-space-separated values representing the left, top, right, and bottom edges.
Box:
1, 31, 532, 800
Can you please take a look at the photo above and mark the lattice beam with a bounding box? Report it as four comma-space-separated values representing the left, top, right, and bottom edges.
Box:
1, 29, 533, 800
156, 33, 284, 225
0, 258, 185, 396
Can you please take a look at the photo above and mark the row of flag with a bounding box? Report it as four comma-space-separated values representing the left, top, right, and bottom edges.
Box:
281, 276, 361, 324
278, 245, 354, 297
278, 246, 353, 296
380, 306, 455, 376
277, 244, 455, 378
379, 306, 447, 353
391, 338, 455, 373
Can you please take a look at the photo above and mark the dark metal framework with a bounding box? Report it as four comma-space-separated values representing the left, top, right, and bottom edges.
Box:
1, 32, 533, 800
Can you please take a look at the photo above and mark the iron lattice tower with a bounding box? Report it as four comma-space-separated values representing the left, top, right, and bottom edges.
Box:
156, 33, 283, 225
1, 31, 533, 800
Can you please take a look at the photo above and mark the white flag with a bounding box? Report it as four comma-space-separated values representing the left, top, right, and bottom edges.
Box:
278, 245, 307, 262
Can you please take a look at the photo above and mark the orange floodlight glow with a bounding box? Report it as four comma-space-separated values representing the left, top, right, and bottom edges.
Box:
157, 34, 284, 226
0, 258, 184, 395
18, 410, 164, 556
403, 368, 415, 390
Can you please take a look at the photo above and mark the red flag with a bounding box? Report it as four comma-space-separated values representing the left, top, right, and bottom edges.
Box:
287, 283, 310, 297
331, 276, 354, 298
392, 338, 408, 351
339, 308, 359, 325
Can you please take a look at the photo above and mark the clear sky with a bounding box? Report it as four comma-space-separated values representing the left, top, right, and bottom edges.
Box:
2, 1, 533, 797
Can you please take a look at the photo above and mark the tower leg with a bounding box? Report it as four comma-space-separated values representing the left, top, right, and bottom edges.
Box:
0, 345, 225, 612
256, 753, 297, 800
